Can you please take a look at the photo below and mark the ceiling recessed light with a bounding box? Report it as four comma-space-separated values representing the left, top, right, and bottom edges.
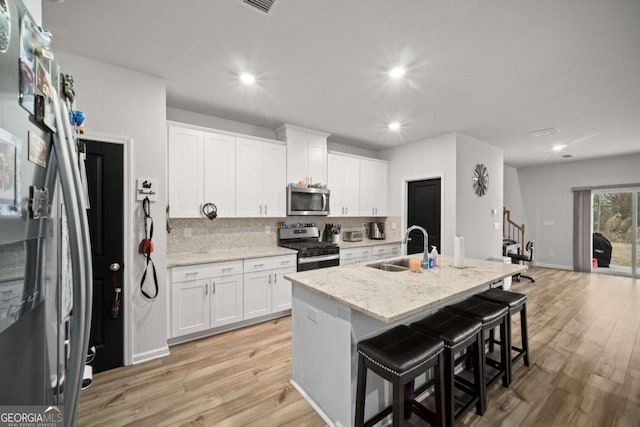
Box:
239, 73, 255, 85
389, 67, 406, 79
552, 144, 567, 152
388, 121, 401, 131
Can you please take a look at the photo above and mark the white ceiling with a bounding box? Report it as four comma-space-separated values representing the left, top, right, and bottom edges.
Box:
42, 0, 640, 168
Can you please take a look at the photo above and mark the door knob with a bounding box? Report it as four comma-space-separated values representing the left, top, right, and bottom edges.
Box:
109, 263, 121, 272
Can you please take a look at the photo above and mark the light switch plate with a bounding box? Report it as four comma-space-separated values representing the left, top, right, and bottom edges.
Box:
136, 178, 158, 201
493, 222, 500, 230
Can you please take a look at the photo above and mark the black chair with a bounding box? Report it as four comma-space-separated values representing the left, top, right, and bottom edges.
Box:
355, 325, 445, 427
444, 298, 511, 388
475, 288, 530, 369
411, 311, 485, 427
508, 240, 535, 283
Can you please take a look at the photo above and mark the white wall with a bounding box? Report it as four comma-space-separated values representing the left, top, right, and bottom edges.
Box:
455, 134, 504, 259
57, 51, 169, 363
516, 153, 640, 269
166, 106, 276, 140
380, 133, 457, 255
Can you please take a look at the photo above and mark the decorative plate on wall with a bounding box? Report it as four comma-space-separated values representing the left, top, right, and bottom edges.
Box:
472, 163, 489, 197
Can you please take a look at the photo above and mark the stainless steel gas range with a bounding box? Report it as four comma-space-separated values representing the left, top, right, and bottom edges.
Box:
278, 224, 340, 271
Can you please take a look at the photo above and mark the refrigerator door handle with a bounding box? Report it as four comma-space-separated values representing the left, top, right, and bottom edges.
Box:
52, 91, 93, 427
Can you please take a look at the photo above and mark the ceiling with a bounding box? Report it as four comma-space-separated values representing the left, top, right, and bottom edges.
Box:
42, 0, 640, 168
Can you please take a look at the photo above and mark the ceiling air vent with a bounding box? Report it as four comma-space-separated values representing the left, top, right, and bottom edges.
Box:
242, 0, 276, 14
528, 127, 560, 137
562, 154, 573, 158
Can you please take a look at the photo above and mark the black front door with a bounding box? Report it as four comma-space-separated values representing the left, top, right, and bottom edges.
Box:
407, 179, 441, 255
84, 140, 124, 373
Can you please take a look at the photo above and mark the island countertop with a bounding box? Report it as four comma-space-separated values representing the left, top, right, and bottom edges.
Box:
285, 255, 527, 323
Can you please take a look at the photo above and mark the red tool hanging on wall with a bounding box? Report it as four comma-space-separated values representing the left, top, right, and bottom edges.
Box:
139, 197, 158, 300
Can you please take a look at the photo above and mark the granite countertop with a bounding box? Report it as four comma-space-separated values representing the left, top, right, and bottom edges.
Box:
285, 255, 527, 323
337, 238, 403, 249
168, 246, 297, 267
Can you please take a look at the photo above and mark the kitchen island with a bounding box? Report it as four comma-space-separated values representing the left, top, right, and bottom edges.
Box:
285, 255, 527, 427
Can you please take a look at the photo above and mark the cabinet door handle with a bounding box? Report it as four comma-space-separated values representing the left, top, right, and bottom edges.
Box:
253, 263, 264, 268
259, 205, 262, 215
213, 282, 216, 294
268, 274, 272, 284
222, 267, 234, 272
346, 206, 348, 215
204, 283, 208, 295
274, 274, 278, 283
265, 204, 268, 215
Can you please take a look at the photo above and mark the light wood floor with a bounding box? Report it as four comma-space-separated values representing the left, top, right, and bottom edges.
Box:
77, 267, 640, 426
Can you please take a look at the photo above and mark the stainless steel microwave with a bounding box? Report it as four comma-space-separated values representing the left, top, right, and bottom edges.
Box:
287, 187, 330, 216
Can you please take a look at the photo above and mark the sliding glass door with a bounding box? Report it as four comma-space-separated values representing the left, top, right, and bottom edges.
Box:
592, 188, 639, 276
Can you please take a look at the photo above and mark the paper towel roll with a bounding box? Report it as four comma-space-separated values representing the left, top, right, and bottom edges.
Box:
454, 235, 465, 268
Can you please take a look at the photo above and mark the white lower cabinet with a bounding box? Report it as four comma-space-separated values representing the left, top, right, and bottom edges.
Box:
340, 243, 402, 265
340, 247, 372, 265
172, 278, 210, 337
370, 243, 402, 261
210, 274, 243, 328
243, 271, 272, 320
243, 255, 296, 320
171, 260, 243, 338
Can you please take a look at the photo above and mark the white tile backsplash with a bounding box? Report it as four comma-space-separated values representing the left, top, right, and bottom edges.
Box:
167, 216, 402, 254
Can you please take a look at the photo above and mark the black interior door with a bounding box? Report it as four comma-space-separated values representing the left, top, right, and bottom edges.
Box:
85, 140, 124, 373
407, 179, 441, 255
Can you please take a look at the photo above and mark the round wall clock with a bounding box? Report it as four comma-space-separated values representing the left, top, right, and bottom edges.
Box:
472, 163, 489, 197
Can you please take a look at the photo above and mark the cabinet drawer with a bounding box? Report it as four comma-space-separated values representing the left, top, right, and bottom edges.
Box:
243, 255, 297, 273
373, 244, 401, 256
171, 260, 243, 282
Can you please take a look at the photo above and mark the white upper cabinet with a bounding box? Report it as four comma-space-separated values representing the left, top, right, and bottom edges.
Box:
235, 137, 286, 217
360, 159, 388, 216
262, 142, 287, 217
276, 124, 329, 185
328, 153, 360, 216
168, 125, 238, 218
168, 126, 203, 218
203, 132, 236, 217
235, 137, 263, 217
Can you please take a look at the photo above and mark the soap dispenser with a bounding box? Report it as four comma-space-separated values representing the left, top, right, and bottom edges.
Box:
430, 246, 439, 267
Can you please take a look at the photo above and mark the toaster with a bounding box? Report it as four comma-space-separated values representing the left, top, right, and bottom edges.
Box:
342, 230, 363, 242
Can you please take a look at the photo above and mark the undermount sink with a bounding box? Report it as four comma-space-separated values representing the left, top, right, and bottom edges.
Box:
366, 257, 416, 272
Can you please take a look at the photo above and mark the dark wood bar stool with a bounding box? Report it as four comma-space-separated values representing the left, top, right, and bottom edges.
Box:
355, 325, 445, 427
475, 288, 530, 367
410, 311, 485, 427
444, 297, 512, 388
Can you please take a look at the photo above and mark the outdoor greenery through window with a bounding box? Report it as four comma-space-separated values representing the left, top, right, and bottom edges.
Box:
592, 189, 639, 276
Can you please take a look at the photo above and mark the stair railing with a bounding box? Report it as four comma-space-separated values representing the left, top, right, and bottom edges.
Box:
503, 207, 525, 254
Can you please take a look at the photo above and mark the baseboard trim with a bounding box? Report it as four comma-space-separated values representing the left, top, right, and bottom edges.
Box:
533, 262, 573, 270
168, 310, 291, 346
290, 379, 339, 427
132, 345, 170, 365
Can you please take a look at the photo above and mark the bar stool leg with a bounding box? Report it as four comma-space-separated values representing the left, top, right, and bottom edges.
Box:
403, 381, 414, 419
355, 354, 367, 427
392, 377, 403, 427
500, 318, 511, 387
474, 332, 487, 415
444, 349, 455, 427
435, 352, 445, 427
488, 328, 495, 353
521, 304, 530, 366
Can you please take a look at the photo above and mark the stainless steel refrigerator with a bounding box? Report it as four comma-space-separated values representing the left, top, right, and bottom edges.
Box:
0, 0, 92, 425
